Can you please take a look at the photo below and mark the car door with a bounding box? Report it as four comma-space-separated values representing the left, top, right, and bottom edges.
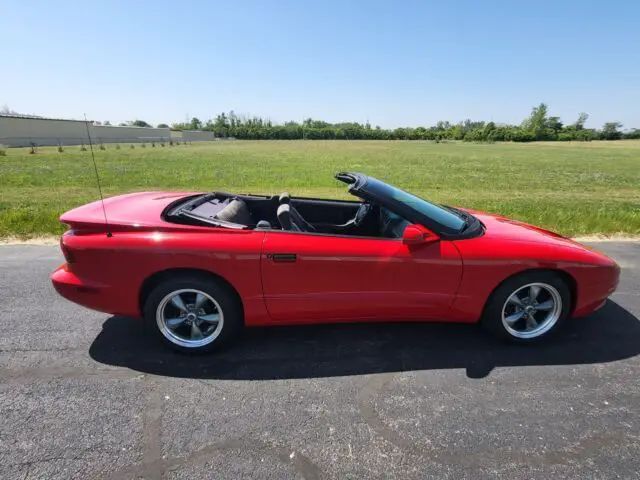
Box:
260, 230, 463, 323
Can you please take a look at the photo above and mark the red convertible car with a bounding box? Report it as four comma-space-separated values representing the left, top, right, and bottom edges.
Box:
52, 172, 620, 352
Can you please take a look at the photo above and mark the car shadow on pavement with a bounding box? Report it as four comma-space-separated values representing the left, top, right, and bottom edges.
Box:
89, 300, 640, 380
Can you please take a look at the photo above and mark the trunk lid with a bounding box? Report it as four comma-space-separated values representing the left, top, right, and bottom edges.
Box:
60, 191, 199, 233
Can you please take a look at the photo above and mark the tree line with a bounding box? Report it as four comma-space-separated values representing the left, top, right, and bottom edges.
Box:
147, 103, 640, 142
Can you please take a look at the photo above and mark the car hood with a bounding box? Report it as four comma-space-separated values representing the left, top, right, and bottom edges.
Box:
60, 191, 199, 232
463, 209, 615, 259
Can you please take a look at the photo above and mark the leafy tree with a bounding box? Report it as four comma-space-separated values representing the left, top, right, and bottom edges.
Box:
189, 117, 202, 130
484, 121, 496, 134
157, 123, 169, 129
601, 122, 623, 140
229, 111, 238, 129
546, 117, 563, 132
0, 104, 23, 115
132, 119, 151, 128
623, 128, 640, 139
573, 112, 589, 130
144, 106, 636, 142
521, 103, 549, 139
213, 113, 230, 137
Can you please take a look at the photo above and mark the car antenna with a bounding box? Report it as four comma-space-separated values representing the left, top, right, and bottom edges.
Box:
83, 114, 112, 238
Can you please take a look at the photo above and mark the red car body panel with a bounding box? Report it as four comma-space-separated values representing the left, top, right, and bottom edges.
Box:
58, 191, 201, 233
53, 228, 270, 324
261, 231, 462, 322
51, 191, 620, 327
448, 212, 619, 322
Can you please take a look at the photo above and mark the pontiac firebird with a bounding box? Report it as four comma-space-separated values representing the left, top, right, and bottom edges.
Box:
52, 172, 620, 353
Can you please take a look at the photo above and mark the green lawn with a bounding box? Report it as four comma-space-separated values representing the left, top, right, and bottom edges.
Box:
1, 140, 639, 239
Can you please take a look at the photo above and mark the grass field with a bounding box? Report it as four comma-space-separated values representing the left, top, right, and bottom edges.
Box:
1, 140, 639, 239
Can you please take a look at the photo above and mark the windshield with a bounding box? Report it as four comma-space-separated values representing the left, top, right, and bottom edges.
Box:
365, 177, 466, 232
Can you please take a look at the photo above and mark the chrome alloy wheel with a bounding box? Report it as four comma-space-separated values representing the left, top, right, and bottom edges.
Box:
501, 282, 562, 339
156, 289, 224, 348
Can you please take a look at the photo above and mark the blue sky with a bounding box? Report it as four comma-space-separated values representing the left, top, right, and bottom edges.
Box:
1, 0, 639, 129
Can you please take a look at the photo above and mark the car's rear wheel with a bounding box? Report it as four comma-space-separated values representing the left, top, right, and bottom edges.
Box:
482, 271, 571, 344
143, 276, 243, 353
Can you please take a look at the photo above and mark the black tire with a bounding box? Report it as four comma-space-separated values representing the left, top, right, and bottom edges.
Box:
143, 275, 243, 354
481, 270, 571, 344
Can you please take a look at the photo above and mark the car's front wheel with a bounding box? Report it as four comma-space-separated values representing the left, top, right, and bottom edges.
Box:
143, 276, 243, 353
482, 271, 571, 344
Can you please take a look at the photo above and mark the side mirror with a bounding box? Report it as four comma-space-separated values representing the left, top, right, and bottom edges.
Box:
402, 224, 439, 245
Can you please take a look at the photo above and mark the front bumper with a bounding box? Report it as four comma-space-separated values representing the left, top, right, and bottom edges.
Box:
572, 263, 620, 318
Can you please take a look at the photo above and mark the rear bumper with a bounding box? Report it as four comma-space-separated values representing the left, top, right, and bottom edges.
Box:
51, 264, 140, 317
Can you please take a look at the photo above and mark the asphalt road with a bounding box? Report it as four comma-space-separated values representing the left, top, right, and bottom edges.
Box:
1, 242, 639, 479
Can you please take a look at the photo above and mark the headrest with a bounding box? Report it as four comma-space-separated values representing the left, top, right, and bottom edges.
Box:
279, 192, 291, 204
255, 220, 272, 230
277, 203, 292, 230
214, 198, 253, 225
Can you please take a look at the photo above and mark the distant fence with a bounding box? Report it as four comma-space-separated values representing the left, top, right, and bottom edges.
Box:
0, 136, 179, 148
0, 136, 187, 148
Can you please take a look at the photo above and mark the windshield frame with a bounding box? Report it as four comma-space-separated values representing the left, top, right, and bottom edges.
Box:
336, 172, 482, 239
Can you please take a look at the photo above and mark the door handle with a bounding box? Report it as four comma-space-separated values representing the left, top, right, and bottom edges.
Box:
269, 253, 297, 262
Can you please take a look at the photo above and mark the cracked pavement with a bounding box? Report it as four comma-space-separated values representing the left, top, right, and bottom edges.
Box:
1, 243, 639, 479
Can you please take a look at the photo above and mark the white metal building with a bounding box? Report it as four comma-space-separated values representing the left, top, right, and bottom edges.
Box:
0, 115, 208, 147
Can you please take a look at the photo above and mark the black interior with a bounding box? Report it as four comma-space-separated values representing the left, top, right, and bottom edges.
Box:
287, 198, 379, 237
184, 193, 280, 227
242, 195, 280, 225
173, 192, 407, 239
290, 198, 360, 224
